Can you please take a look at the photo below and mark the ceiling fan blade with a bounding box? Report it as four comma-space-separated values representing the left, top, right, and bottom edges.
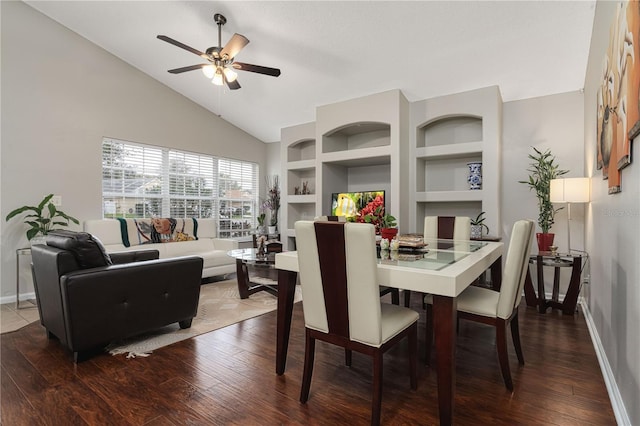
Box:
220, 33, 249, 60
167, 64, 208, 74
157, 35, 209, 60
232, 62, 281, 77
226, 78, 241, 90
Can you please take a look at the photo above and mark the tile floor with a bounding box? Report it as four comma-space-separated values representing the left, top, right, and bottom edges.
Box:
1, 301, 40, 334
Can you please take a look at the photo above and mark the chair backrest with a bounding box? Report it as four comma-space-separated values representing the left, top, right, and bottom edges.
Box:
314, 215, 347, 222
496, 220, 535, 319
423, 216, 471, 240
295, 220, 382, 346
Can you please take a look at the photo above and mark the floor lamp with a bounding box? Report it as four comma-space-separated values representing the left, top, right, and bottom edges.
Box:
550, 177, 590, 253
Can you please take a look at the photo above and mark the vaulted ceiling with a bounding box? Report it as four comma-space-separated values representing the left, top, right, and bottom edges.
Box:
26, 1, 596, 142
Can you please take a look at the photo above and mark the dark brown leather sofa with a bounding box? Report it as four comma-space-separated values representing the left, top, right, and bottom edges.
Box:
30, 230, 203, 362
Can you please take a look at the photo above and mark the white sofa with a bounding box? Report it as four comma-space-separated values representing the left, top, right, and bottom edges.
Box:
84, 219, 238, 279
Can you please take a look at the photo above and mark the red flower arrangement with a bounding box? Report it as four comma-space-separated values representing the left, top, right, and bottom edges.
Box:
357, 195, 385, 233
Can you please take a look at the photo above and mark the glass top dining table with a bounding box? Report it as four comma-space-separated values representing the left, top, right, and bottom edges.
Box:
274, 237, 503, 426
377, 239, 488, 271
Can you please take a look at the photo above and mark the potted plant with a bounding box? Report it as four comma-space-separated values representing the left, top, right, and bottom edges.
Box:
470, 212, 490, 240
378, 213, 398, 240
362, 205, 398, 239
256, 212, 266, 234
5, 194, 79, 244
518, 147, 568, 251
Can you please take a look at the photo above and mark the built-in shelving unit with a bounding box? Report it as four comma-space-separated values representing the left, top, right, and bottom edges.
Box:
316, 90, 410, 232
409, 86, 502, 236
280, 87, 501, 247
280, 122, 317, 250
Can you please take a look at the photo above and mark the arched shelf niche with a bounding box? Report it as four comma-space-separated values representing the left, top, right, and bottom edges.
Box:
417, 114, 483, 149
287, 137, 317, 198
322, 121, 391, 154
287, 138, 316, 162
414, 113, 485, 228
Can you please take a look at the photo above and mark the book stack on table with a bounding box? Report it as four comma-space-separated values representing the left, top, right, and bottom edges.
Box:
395, 235, 428, 252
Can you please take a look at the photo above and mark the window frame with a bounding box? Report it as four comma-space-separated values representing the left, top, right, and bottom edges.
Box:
101, 138, 259, 238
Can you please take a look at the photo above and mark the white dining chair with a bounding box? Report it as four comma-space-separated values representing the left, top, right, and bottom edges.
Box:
425, 219, 535, 391
295, 220, 419, 425
404, 216, 472, 307
423, 215, 471, 241
314, 215, 400, 304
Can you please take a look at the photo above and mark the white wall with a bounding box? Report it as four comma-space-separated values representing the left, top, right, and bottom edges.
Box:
266, 142, 281, 178
0, 1, 268, 300
584, 2, 640, 424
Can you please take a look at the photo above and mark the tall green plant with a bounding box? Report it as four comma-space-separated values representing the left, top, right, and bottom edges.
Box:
5, 194, 79, 240
518, 147, 568, 233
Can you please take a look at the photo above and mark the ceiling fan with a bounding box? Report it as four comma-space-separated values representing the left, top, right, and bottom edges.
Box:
157, 13, 281, 90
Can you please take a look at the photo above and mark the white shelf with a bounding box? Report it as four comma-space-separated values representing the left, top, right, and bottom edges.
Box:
287, 159, 316, 171
415, 141, 483, 160
416, 190, 484, 203
320, 145, 391, 167
287, 195, 315, 204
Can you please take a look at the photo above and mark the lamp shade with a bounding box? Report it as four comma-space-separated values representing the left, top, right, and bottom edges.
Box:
550, 177, 590, 203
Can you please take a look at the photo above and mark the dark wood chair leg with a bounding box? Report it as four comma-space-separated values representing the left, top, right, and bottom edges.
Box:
408, 322, 418, 390
371, 351, 383, 426
404, 290, 411, 307
345, 349, 352, 366
496, 319, 514, 391
425, 304, 433, 365
510, 311, 525, 365
300, 330, 316, 403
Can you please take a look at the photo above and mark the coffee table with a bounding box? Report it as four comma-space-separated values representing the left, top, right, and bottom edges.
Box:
227, 248, 277, 299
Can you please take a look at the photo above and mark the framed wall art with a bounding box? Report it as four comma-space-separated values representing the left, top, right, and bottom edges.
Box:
596, 0, 640, 194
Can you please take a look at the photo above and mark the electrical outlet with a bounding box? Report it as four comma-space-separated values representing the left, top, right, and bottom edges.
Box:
51, 195, 62, 207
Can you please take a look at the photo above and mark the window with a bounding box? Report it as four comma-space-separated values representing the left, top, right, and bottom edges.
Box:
102, 138, 258, 238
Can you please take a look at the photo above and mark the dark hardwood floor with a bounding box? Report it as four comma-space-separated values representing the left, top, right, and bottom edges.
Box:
1, 293, 615, 425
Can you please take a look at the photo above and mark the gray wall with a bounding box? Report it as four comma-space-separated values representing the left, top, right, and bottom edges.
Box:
1, 1, 268, 300
502, 91, 586, 295
584, 2, 640, 424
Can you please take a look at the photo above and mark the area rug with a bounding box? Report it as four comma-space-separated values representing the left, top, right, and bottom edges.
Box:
105, 279, 302, 358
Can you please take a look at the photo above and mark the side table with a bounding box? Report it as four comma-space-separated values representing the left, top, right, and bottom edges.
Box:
16, 248, 37, 309
524, 252, 582, 315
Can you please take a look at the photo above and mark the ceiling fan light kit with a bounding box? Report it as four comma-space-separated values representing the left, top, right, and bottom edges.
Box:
158, 13, 280, 90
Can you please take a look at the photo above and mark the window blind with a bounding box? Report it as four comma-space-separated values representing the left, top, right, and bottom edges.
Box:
217, 158, 259, 238
102, 138, 258, 238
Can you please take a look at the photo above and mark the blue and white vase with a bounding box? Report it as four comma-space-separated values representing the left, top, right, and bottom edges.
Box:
467, 162, 483, 190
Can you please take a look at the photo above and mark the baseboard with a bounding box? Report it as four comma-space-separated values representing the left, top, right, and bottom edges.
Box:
0, 292, 35, 306
580, 299, 631, 425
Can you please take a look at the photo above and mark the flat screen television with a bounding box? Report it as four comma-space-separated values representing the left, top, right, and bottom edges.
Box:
330, 190, 385, 221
